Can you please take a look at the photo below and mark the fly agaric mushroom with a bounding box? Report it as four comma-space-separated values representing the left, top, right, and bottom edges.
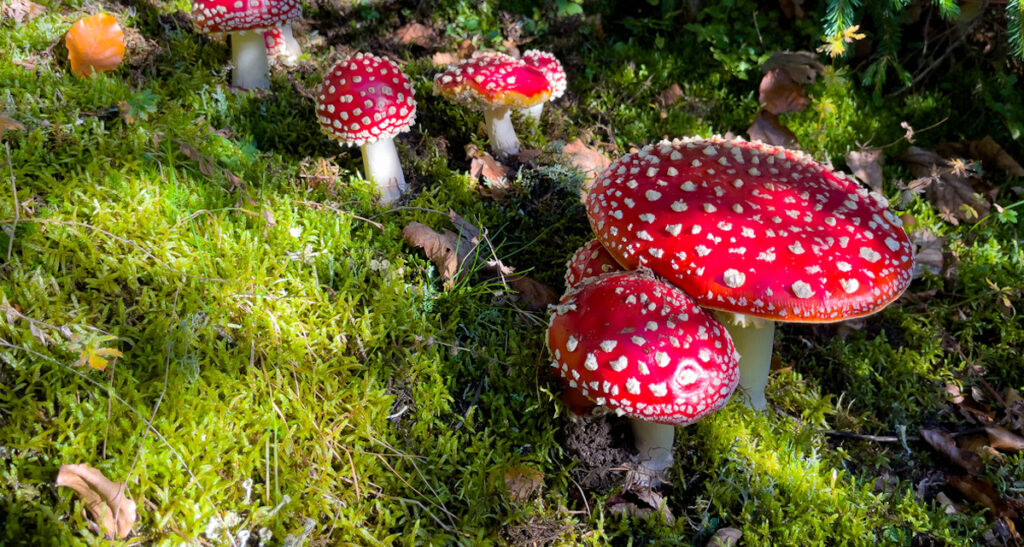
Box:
548, 270, 739, 485
587, 137, 915, 410
316, 54, 417, 205
564, 238, 624, 289
264, 25, 300, 66
192, 0, 301, 89
521, 50, 566, 121
433, 52, 551, 158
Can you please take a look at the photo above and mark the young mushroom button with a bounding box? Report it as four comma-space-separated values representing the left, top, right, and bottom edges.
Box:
564, 238, 625, 289
433, 52, 551, 158
586, 136, 915, 410
191, 0, 301, 89
547, 271, 739, 486
316, 54, 417, 205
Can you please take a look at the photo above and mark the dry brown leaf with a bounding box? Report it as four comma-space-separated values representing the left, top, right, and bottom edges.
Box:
507, 276, 558, 311
0, 113, 26, 139
946, 474, 1019, 520
658, 83, 683, 107
706, 527, 743, 547
778, 0, 805, 19
761, 50, 824, 85
846, 148, 885, 192
937, 136, 1024, 178
432, 52, 459, 66
747, 109, 798, 148
467, 144, 509, 199
402, 222, 461, 287
56, 464, 137, 539
392, 22, 438, 48
985, 426, 1024, 452
516, 148, 542, 164
901, 146, 990, 225
563, 138, 611, 200
920, 428, 985, 475
759, 69, 808, 114
1, 0, 45, 23
503, 466, 543, 503
606, 490, 675, 523
911, 229, 943, 278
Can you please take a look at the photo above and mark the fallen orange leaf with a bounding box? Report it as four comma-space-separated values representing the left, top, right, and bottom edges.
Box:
56, 464, 137, 539
65, 13, 126, 77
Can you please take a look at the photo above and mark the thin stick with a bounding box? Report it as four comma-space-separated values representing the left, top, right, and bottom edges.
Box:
5, 142, 17, 263
823, 430, 921, 443
293, 200, 385, 230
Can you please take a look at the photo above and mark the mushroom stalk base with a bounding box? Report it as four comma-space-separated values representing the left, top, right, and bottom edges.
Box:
231, 30, 270, 90
630, 419, 674, 488
523, 104, 544, 121
716, 311, 776, 411
361, 138, 407, 205
484, 107, 521, 158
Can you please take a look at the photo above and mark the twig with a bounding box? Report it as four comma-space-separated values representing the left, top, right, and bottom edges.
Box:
5, 142, 16, 263
0, 217, 227, 283
293, 200, 384, 230
823, 430, 921, 443
172, 207, 263, 229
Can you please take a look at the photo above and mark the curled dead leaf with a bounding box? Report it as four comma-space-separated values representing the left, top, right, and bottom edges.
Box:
946, 474, 1019, 520
920, 428, 985, 475
658, 83, 683, 107
563, 138, 611, 201
502, 466, 544, 503
985, 426, 1024, 453
1, 0, 45, 23
56, 464, 137, 539
910, 229, 943, 278
901, 146, 991, 225
507, 276, 558, 311
392, 22, 438, 48
747, 109, 798, 148
0, 113, 26, 139
761, 50, 824, 85
707, 527, 743, 547
466, 144, 510, 199
759, 69, 808, 114
65, 13, 126, 77
845, 148, 884, 193
402, 222, 461, 287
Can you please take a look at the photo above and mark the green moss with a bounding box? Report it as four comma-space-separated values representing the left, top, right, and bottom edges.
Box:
1, 0, 1022, 544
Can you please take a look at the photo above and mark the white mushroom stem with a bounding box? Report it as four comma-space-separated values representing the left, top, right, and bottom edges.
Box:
230, 30, 270, 90
276, 25, 301, 65
716, 311, 776, 411
630, 419, 675, 487
483, 106, 521, 158
523, 103, 544, 122
360, 137, 407, 205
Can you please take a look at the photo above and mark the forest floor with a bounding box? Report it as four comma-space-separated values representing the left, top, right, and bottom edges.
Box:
2, 0, 1024, 544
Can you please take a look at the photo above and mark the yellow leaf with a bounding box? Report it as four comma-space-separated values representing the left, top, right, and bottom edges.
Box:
92, 347, 123, 358
87, 351, 108, 371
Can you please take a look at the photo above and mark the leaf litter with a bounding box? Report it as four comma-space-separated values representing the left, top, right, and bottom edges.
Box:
55, 464, 137, 539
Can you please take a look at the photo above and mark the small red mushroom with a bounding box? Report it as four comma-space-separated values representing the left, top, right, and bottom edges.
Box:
587, 137, 915, 410
192, 0, 301, 89
433, 52, 551, 158
521, 50, 566, 121
564, 238, 624, 289
316, 54, 417, 204
548, 270, 739, 485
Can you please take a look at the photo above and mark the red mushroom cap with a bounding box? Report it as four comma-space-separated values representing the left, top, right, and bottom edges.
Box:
192, 0, 300, 33
522, 50, 567, 100
587, 137, 915, 323
564, 239, 625, 289
433, 51, 552, 109
547, 271, 740, 425
316, 53, 417, 146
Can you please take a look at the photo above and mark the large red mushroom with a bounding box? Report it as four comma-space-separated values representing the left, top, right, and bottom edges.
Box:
548, 270, 739, 485
433, 52, 551, 158
587, 137, 915, 410
192, 0, 301, 89
316, 54, 417, 204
